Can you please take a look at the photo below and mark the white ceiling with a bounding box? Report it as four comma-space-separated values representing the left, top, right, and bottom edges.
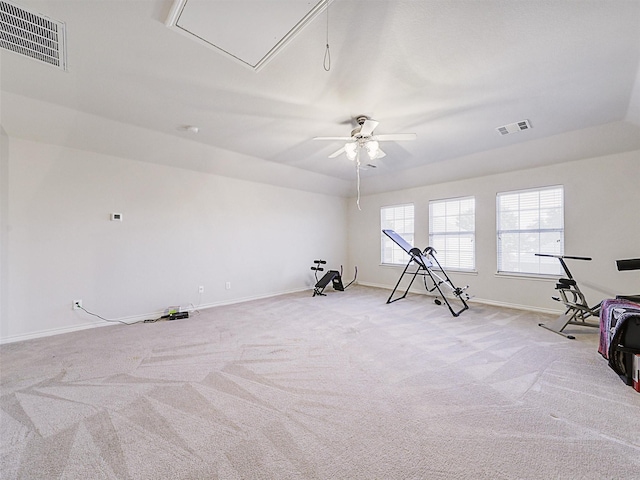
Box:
2, 0, 640, 197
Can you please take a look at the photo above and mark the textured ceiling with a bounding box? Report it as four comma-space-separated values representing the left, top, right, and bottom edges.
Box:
2, 0, 640, 196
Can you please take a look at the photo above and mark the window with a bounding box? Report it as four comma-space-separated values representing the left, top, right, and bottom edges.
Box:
497, 186, 564, 275
429, 196, 475, 270
381, 204, 414, 264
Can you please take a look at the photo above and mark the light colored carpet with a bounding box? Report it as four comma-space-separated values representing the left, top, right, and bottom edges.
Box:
1, 285, 639, 479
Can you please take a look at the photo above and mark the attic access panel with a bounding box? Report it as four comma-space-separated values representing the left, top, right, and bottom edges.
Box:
166, 0, 330, 71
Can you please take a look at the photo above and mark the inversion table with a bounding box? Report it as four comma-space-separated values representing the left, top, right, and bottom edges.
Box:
383, 229, 470, 317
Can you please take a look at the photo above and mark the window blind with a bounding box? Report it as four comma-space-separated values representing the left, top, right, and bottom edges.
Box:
429, 196, 475, 270
497, 186, 564, 275
381, 204, 414, 264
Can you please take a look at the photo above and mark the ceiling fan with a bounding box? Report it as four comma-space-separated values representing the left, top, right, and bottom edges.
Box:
314, 116, 417, 210
314, 115, 416, 162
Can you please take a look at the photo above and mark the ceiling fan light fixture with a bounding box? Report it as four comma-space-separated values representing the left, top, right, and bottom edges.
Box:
314, 116, 415, 164
365, 140, 379, 159
344, 142, 357, 160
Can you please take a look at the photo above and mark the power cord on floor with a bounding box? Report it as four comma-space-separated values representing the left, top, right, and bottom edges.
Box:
75, 303, 162, 325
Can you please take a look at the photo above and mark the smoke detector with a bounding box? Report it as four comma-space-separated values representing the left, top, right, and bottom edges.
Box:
0, 0, 67, 70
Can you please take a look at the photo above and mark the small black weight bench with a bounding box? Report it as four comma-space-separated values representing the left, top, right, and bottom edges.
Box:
311, 260, 357, 297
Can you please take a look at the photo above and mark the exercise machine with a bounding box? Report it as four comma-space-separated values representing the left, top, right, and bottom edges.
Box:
615, 258, 640, 303
535, 253, 600, 339
311, 260, 357, 297
383, 229, 470, 317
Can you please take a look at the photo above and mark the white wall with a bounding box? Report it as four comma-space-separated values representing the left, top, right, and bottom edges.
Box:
348, 150, 640, 312
1, 128, 8, 332
1, 137, 348, 342
3, 134, 639, 343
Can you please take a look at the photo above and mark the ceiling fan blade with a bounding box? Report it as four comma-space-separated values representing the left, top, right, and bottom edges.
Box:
359, 119, 379, 137
374, 133, 417, 142
313, 136, 353, 141
375, 148, 386, 159
360, 163, 378, 171
328, 146, 346, 158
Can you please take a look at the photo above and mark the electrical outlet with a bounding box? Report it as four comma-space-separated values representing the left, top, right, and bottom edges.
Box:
198, 285, 204, 293
225, 281, 231, 290
73, 299, 82, 310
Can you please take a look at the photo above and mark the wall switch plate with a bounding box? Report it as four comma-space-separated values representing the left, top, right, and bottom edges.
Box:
225, 282, 231, 290
73, 299, 82, 310
198, 285, 204, 293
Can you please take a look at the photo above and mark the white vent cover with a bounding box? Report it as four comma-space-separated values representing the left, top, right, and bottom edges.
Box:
0, 0, 67, 70
166, 0, 331, 71
496, 119, 532, 136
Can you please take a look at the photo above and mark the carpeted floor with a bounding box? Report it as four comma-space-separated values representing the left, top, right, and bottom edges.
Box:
1, 286, 639, 479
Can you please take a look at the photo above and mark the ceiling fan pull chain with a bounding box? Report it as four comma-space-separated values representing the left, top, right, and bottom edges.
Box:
356, 149, 362, 211
324, 44, 331, 71
323, 0, 331, 71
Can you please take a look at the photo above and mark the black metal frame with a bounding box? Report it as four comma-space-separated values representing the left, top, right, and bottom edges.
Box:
383, 230, 470, 317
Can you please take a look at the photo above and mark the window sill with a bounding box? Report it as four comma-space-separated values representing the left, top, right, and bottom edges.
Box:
443, 269, 478, 276
380, 263, 477, 275
494, 272, 559, 281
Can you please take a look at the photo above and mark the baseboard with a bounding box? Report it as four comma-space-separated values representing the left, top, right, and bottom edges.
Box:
191, 287, 310, 312
357, 281, 562, 316
0, 287, 310, 345
1, 284, 561, 345
1, 319, 114, 345
469, 297, 561, 316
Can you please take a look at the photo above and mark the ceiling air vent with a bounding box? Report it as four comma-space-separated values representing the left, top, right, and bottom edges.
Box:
496, 119, 532, 136
0, 0, 67, 70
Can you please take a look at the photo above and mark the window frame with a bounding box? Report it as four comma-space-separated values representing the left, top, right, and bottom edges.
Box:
496, 185, 564, 276
380, 203, 415, 265
428, 195, 476, 272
